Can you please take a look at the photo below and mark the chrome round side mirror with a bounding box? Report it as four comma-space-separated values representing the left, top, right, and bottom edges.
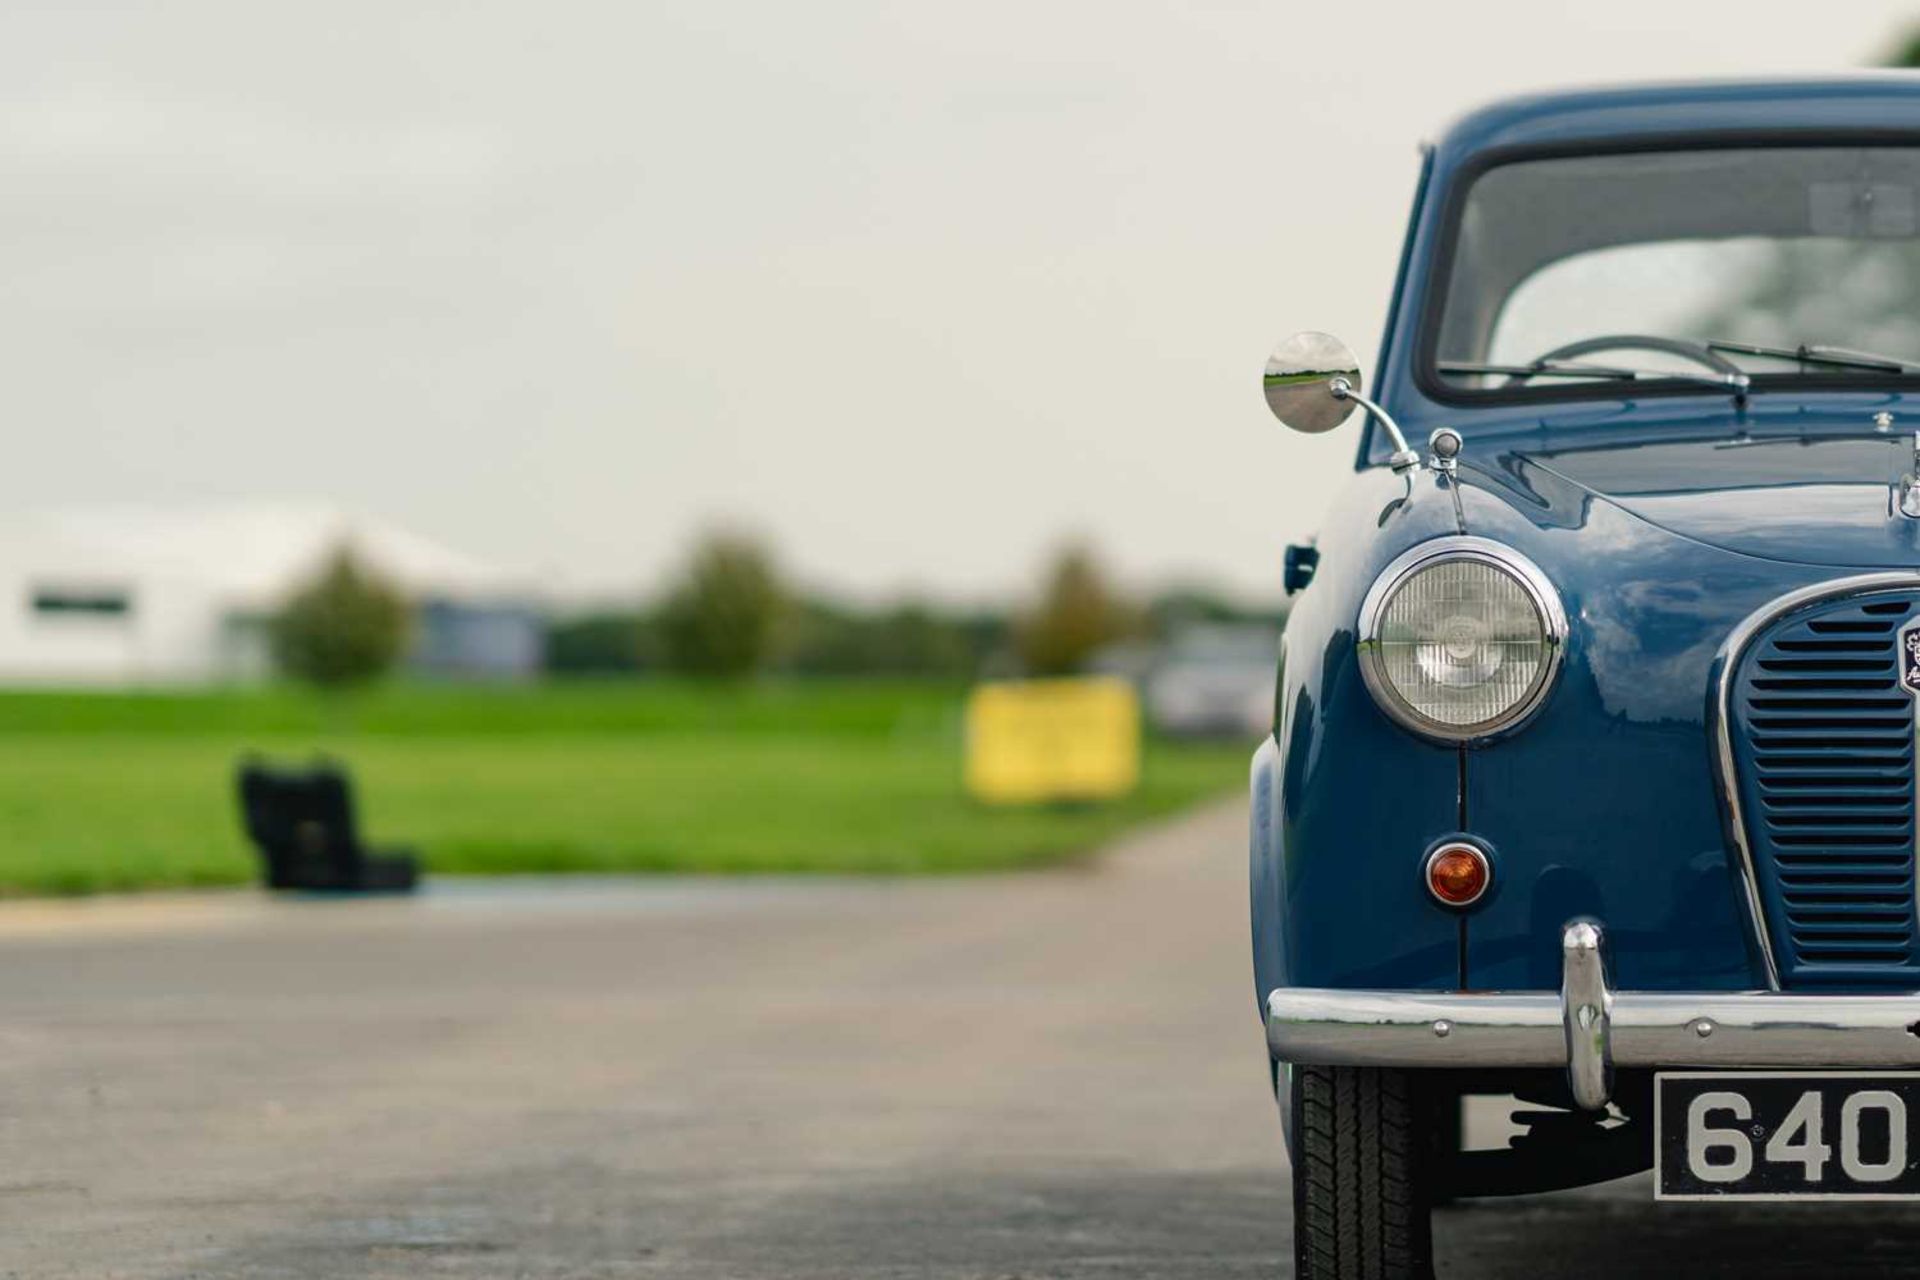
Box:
1263, 331, 1362, 434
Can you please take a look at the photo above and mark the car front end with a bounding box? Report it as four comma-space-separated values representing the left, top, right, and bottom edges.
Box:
1258, 76, 1920, 1277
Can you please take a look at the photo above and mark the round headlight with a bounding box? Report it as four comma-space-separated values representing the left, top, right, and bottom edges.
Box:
1357, 538, 1566, 741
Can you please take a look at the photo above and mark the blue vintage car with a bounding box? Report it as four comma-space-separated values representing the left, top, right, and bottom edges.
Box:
1257, 76, 1920, 1276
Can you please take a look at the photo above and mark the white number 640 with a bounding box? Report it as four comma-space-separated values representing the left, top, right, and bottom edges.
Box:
1687, 1089, 1907, 1185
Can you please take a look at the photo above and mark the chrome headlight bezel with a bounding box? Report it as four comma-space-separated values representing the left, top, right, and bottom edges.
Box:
1356, 536, 1567, 743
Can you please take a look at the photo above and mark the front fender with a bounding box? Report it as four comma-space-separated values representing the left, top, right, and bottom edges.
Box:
1251, 465, 1466, 1002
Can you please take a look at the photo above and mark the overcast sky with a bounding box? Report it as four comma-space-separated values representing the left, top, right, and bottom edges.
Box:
0, 3, 1914, 605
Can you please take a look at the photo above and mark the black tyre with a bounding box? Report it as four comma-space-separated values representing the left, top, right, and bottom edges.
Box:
1291, 1064, 1434, 1280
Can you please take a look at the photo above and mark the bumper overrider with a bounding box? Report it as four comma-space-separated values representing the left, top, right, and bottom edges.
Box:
1265, 919, 1920, 1111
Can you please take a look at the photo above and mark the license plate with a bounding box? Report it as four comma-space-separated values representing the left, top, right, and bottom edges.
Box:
1657, 1072, 1920, 1200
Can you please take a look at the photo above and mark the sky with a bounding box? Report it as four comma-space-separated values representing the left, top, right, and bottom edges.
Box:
0, 3, 1915, 606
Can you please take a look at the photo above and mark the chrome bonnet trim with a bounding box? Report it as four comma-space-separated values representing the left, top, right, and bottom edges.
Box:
1708, 572, 1920, 992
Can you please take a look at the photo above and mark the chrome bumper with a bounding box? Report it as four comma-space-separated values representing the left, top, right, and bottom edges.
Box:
1265, 920, 1920, 1111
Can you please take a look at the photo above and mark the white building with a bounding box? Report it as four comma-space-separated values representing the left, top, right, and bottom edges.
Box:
0, 503, 541, 685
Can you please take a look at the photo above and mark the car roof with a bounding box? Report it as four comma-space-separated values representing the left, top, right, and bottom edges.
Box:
1434, 75, 1920, 160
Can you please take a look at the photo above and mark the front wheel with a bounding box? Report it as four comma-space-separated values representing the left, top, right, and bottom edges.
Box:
1291, 1064, 1435, 1280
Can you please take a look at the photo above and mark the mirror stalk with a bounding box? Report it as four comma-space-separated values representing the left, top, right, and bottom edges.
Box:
1330, 377, 1420, 473
1263, 332, 1422, 473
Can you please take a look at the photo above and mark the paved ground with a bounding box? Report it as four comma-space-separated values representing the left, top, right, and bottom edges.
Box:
1, 799, 1919, 1276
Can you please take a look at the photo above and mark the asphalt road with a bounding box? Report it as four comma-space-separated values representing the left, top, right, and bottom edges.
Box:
1, 799, 1919, 1277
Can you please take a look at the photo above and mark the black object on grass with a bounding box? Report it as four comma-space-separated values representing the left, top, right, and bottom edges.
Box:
235, 759, 419, 893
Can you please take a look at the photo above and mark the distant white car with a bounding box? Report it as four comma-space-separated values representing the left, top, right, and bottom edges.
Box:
1144, 623, 1278, 738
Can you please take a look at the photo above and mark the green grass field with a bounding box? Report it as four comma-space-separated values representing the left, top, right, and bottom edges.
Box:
0, 682, 1250, 896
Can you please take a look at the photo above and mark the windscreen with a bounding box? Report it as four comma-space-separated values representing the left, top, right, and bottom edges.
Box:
1432, 146, 1920, 392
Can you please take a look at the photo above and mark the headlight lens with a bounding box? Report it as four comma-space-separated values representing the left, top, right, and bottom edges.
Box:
1358, 540, 1564, 740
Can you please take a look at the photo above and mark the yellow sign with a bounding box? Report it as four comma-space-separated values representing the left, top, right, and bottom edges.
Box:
964, 676, 1141, 805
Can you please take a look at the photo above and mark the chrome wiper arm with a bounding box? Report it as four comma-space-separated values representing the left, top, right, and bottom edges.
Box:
1707, 339, 1920, 375
1440, 359, 1749, 392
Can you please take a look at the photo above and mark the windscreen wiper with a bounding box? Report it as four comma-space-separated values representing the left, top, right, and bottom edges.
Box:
1439, 360, 1639, 381
1707, 339, 1920, 374
1439, 360, 1749, 392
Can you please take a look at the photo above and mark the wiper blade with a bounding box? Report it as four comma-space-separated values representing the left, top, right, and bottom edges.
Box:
1439, 360, 1749, 392
1438, 360, 1639, 381
1707, 339, 1920, 374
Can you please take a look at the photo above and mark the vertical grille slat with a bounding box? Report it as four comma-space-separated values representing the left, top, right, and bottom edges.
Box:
1733, 592, 1918, 982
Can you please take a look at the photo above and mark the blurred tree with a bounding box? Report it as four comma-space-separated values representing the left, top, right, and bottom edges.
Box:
546, 610, 652, 675
955, 609, 1015, 675
784, 598, 978, 677
271, 545, 411, 689
1887, 26, 1920, 67
659, 531, 786, 679
1015, 543, 1135, 676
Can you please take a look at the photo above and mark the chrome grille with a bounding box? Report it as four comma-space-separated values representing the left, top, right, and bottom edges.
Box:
1731, 592, 1918, 981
